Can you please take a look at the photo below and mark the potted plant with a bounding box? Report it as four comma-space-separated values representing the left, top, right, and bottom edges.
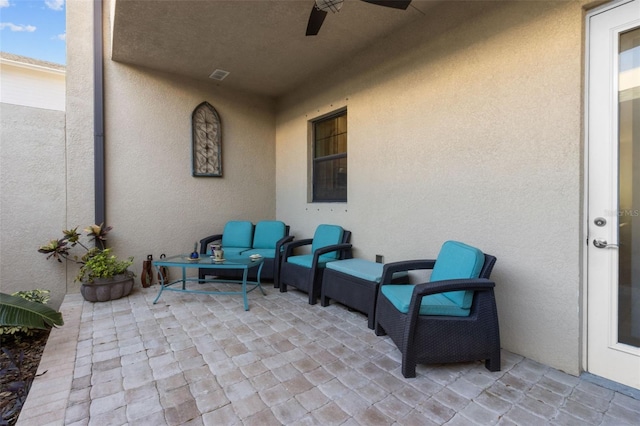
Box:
38, 224, 135, 302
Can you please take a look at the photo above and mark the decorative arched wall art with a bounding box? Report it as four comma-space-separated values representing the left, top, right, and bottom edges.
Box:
192, 101, 222, 177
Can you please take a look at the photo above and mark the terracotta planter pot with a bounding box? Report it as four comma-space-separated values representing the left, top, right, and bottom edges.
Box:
80, 273, 134, 302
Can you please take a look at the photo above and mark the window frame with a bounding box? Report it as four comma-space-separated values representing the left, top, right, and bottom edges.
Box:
309, 108, 347, 203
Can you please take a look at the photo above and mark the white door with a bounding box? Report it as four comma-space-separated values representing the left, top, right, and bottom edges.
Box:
587, 0, 640, 390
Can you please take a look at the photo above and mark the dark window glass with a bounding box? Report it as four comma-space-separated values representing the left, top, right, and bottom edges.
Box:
313, 111, 347, 202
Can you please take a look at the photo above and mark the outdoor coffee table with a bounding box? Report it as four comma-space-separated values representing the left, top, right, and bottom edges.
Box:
152, 254, 265, 310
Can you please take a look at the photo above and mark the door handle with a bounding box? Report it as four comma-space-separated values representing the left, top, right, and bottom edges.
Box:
593, 239, 619, 249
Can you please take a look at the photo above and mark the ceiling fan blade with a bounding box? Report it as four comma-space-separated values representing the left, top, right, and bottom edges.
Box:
306, 6, 328, 36
360, 0, 412, 10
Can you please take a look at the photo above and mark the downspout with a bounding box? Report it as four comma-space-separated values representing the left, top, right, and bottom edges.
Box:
94, 0, 106, 227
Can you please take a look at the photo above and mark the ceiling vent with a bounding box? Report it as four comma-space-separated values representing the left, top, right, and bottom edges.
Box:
209, 69, 230, 81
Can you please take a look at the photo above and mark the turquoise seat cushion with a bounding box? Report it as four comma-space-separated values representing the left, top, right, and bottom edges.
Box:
326, 259, 407, 283
242, 248, 276, 259
222, 221, 254, 248
431, 241, 484, 309
380, 285, 471, 317
311, 224, 344, 260
223, 247, 248, 258
252, 221, 286, 249
327, 259, 382, 281
287, 254, 332, 269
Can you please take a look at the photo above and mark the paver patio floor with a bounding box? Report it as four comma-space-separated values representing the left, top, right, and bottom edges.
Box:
16, 285, 640, 425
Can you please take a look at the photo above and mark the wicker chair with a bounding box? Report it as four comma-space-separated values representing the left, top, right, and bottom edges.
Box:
279, 224, 352, 304
374, 241, 498, 378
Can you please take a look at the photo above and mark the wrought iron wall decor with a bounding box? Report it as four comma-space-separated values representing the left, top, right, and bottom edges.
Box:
192, 101, 222, 177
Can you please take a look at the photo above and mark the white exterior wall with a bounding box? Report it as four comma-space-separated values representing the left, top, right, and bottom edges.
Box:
276, 1, 585, 375
0, 59, 65, 111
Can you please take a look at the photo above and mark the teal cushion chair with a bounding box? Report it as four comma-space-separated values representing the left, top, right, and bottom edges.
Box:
374, 241, 499, 378
279, 224, 352, 304
199, 220, 291, 282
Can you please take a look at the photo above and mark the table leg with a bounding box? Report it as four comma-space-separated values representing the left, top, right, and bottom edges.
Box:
152, 264, 165, 304
242, 268, 249, 311
257, 262, 266, 295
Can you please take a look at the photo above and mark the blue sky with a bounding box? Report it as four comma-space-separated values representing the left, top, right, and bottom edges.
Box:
0, 0, 66, 65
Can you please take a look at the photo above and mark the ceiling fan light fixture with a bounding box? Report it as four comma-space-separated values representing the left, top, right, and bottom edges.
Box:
315, 0, 344, 13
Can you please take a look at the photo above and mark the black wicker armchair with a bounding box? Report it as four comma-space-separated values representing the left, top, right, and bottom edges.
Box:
279, 224, 352, 304
374, 241, 498, 378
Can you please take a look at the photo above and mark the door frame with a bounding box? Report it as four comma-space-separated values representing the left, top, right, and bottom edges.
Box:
583, 0, 640, 388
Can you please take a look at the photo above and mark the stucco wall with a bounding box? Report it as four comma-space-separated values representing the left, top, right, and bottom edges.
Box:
276, 1, 585, 375
0, 104, 67, 308
64, 0, 97, 299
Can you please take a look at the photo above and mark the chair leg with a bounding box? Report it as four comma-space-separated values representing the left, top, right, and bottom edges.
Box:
374, 322, 387, 336
367, 314, 375, 330
320, 295, 330, 307
279, 283, 287, 293
401, 351, 417, 378
485, 351, 501, 372
308, 293, 317, 305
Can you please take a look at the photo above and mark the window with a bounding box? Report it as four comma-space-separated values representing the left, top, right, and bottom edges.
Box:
312, 109, 347, 202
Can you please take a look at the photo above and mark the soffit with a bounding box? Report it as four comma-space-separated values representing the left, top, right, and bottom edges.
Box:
111, 0, 439, 98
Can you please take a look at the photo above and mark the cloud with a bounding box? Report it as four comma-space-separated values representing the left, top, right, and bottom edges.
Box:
0, 22, 37, 32
0, 0, 9, 9
56, 33, 65, 41
45, 0, 64, 11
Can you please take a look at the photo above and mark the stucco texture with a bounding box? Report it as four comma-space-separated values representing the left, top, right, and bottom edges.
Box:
276, 1, 585, 374
100, 5, 277, 282
0, 104, 67, 308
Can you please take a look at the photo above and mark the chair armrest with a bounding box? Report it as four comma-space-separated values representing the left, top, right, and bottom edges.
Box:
312, 243, 353, 269
413, 278, 495, 297
407, 278, 495, 320
282, 238, 313, 260
275, 235, 294, 253
200, 234, 223, 253
380, 259, 437, 285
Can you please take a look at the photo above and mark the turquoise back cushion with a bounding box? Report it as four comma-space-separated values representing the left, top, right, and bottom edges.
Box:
253, 221, 286, 249
311, 225, 344, 260
222, 221, 253, 248
430, 241, 484, 308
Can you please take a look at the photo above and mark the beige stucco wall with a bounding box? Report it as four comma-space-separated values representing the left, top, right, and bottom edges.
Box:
61, 0, 589, 375
0, 104, 67, 308
276, 1, 586, 375
100, 1, 276, 279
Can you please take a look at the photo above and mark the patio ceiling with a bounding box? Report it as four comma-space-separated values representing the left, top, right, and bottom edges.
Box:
111, 0, 440, 98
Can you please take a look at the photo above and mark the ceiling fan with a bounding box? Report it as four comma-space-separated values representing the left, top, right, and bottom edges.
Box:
306, 0, 412, 36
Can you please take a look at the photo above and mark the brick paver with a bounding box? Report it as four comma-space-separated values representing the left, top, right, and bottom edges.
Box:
17, 288, 640, 425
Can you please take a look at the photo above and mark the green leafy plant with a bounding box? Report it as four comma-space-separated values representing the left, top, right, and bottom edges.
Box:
76, 248, 134, 283
38, 224, 134, 283
0, 291, 63, 336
